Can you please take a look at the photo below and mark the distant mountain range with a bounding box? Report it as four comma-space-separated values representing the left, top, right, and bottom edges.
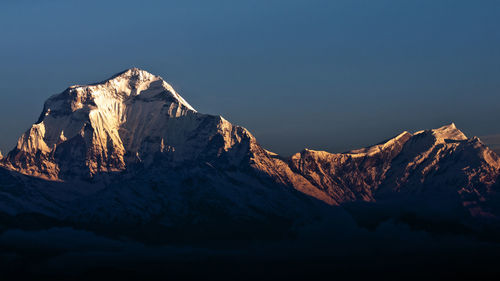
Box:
1, 68, 499, 241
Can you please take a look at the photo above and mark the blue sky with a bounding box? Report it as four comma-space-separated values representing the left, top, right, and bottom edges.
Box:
0, 0, 499, 155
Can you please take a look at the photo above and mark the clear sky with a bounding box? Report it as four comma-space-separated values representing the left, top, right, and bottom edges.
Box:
0, 0, 499, 156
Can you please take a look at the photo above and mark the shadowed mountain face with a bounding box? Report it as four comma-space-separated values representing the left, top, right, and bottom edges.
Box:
0, 68, 500, 239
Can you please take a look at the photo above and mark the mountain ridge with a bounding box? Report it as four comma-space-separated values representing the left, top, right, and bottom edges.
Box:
0, 68, 499, 238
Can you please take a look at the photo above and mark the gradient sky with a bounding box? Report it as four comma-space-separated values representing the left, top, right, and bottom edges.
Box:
0, 0, 499, 156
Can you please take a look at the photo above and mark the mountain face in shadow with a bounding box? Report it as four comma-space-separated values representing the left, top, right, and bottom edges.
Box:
1, 68, 500, 280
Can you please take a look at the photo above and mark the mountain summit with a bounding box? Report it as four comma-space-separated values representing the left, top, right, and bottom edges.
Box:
3, 68, 206, 179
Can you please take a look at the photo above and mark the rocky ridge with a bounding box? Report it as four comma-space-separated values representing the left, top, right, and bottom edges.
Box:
0, 68, 499, 234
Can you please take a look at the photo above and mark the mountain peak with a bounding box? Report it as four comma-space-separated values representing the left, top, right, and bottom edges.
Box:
4, 69, 201, 179
110, 67, 157, 80
431, 123, 467, 141
413, 123, 467, 142
63, 68, 196, 112
440, 122, 457, 130
346, 130, 413, 157
67, 68, 155, 89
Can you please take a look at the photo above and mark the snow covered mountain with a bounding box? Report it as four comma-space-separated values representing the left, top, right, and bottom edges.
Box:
0, 68, 499, 238
4, 68, 204, 180
0, 68, 335, 237
291, 124, 500, 222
